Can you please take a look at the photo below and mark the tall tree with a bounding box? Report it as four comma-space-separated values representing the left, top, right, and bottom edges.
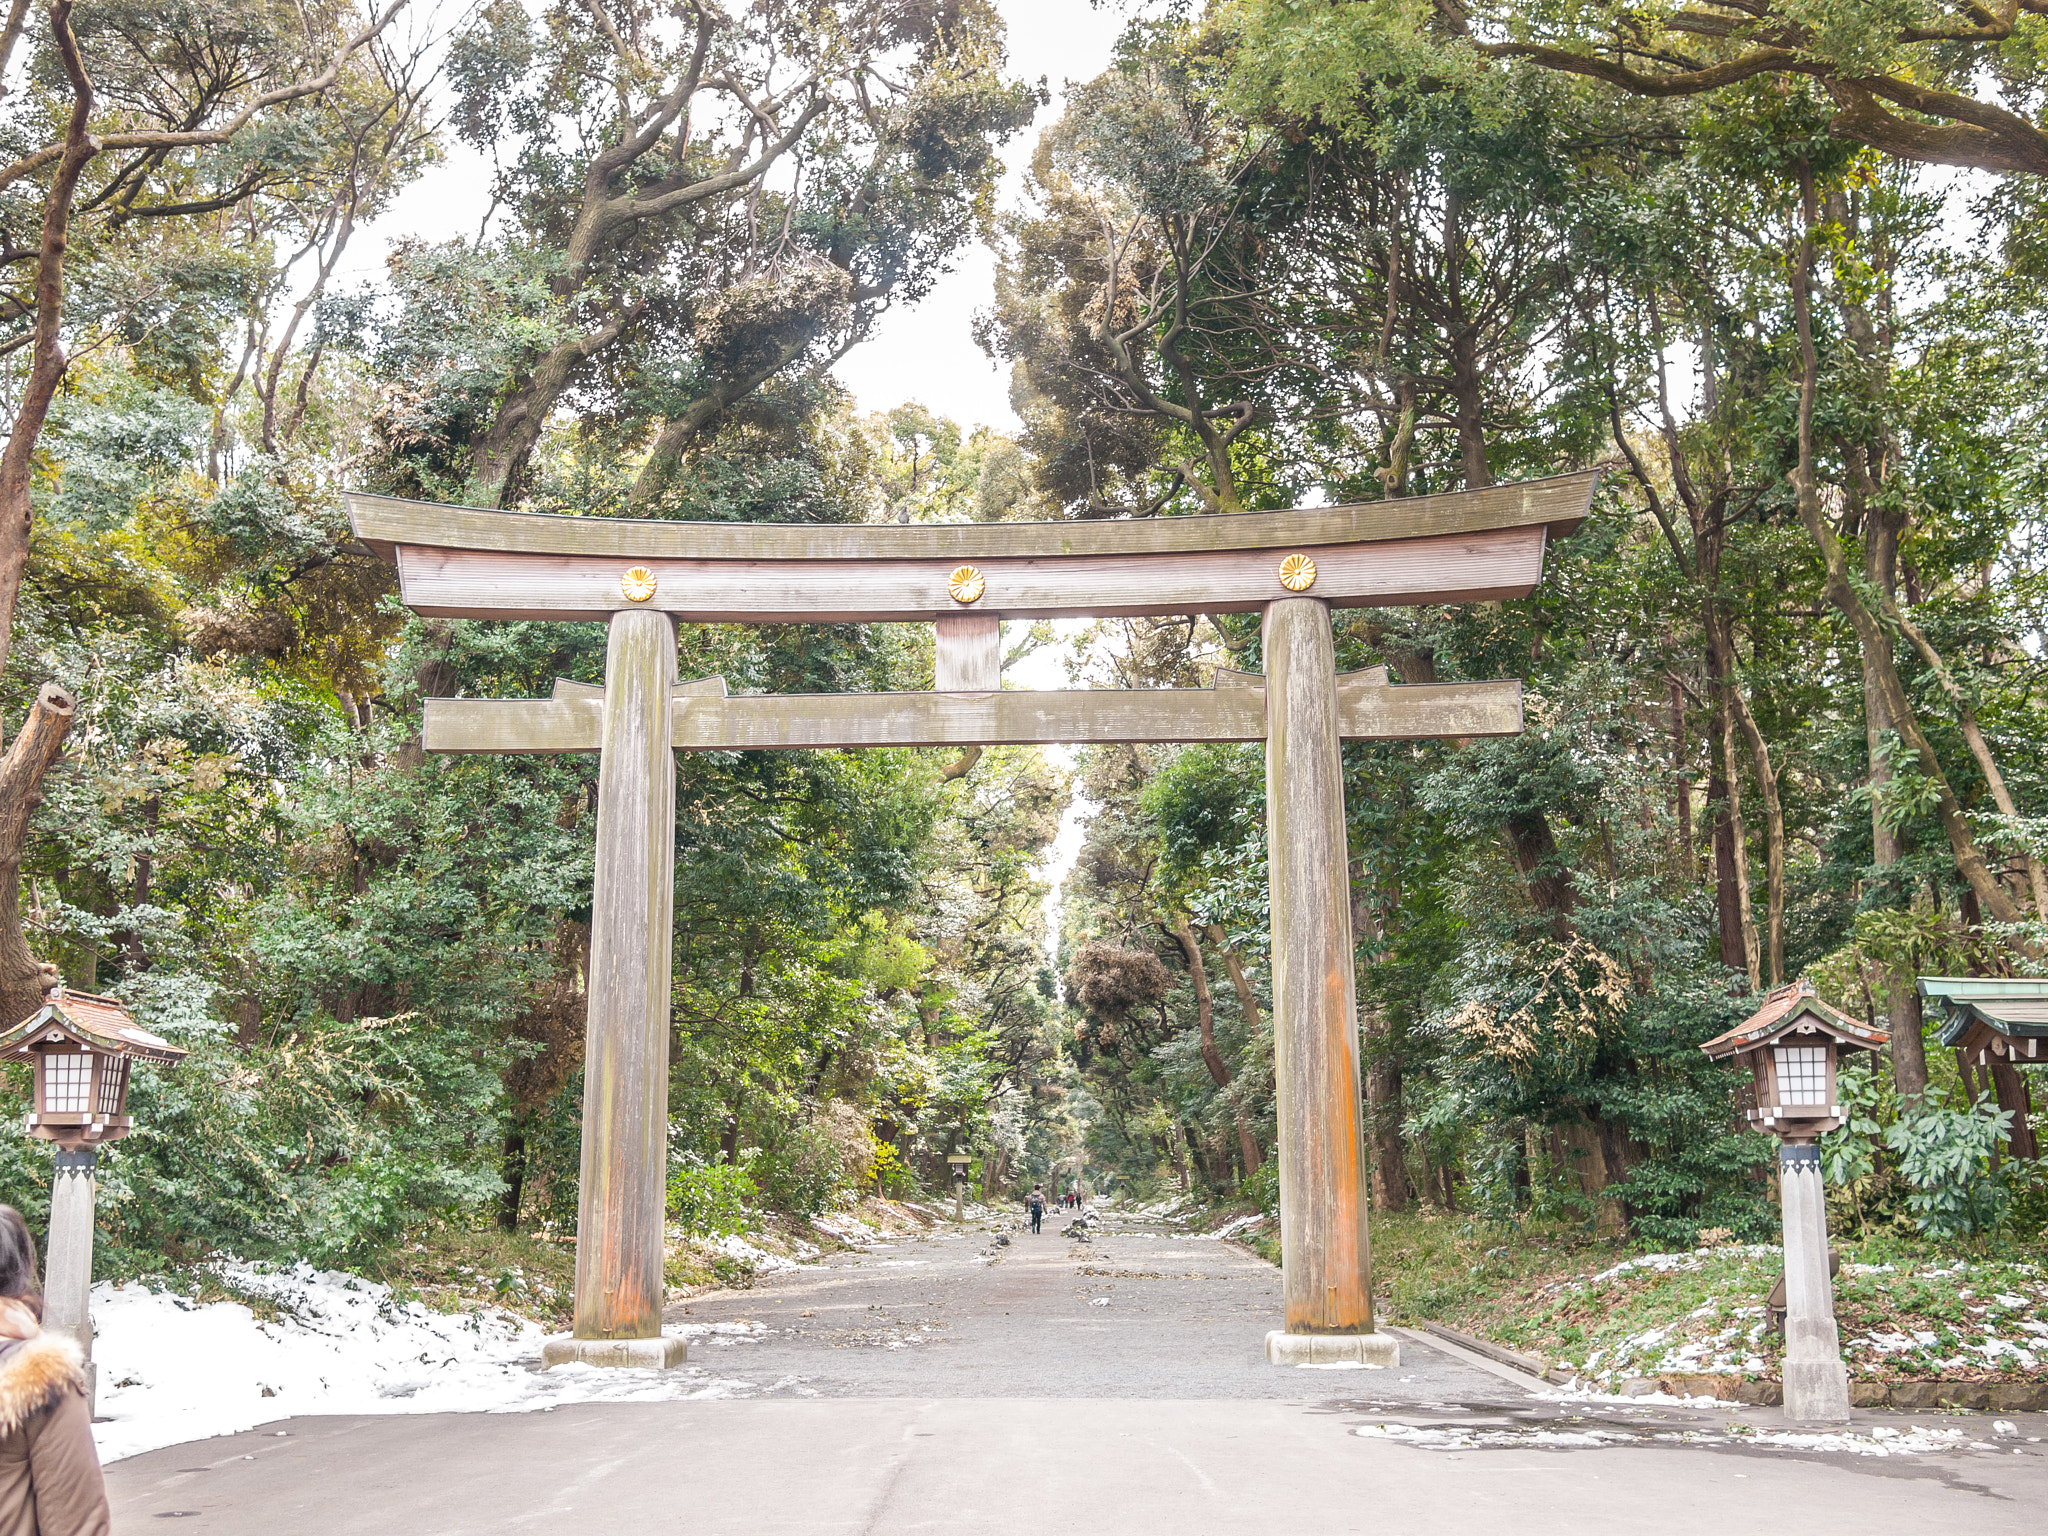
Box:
0, 0, 416, 1026
382, 0, 1036, 509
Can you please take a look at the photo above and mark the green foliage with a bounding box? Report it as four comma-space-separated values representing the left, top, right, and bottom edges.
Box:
1243, 1158, 1279, 1218
666, 1163, 755, 1241
1886, 1099, 2015, 1240
746, 1125, 848, 1221
1820, 1059, 1887, 1189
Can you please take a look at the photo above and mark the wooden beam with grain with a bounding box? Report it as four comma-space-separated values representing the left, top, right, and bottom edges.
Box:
1264, 597, 1374, 1336
348, 472, 1595, 563
419, 675, 1524, 754
572, 609, 676, 1342
935, 615, 1001, 691
386, 526, 1550, 622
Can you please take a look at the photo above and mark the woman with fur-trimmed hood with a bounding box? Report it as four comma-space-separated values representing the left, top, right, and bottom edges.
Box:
0, 1207, 108, 1536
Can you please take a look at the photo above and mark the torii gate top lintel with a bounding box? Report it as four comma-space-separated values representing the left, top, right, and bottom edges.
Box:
345, 471, 1595, 624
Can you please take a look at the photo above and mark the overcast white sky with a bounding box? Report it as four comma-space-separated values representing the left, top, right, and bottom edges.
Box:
830, 3, 1132, 430
347, 1, 1132, 434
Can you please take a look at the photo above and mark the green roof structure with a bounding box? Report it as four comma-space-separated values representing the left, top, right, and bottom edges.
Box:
1918, 976, 2048, 1057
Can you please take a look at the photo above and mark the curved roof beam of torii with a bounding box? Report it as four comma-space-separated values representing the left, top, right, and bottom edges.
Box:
346, 472, 1597, 625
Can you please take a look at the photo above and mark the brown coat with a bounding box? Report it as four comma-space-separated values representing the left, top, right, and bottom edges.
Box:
0, 1333, 109, 1536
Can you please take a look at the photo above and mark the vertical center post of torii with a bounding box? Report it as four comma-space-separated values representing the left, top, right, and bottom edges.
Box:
542, 608, 686, 1369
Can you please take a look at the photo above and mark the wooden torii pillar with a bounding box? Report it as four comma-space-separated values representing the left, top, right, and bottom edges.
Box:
349, 472, 1594, 1369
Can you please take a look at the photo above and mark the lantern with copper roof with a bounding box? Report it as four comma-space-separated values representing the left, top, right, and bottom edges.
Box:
1701, 980, 1887, 1426
0, 986, 187, 1148
2, 986, 185, 1412
1700, 979, 1888, 1141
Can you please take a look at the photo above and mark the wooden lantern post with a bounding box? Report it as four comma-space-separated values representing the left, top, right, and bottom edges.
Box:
347, 472, 1594, 1368
1701, 980, 1886, 1422
0, 988, 188, 1409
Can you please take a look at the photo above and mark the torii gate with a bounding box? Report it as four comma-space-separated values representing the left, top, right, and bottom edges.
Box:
348, 471, 1593, 1369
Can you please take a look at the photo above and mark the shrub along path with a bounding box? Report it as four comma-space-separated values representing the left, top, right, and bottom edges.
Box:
103, 1209, 2048, 1534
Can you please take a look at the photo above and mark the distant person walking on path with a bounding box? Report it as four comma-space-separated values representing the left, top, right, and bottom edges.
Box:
1028, 1187, 1045, 1233
0, 1205, 110, 1536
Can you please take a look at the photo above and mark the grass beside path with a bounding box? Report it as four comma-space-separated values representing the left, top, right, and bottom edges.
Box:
1199, 1201, 2046, 1391
1370, 1209, 2047, 1390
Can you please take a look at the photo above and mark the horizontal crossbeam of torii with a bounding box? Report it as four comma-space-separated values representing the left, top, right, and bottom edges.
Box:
347, 471, 1594, 1370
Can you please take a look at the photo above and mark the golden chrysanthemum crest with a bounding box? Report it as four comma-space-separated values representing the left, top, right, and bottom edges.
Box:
1277, 553, 1317, 592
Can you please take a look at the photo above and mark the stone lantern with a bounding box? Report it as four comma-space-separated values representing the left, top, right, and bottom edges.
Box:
1701, 980, 1886, 1423
0, 987, 187, 1403
946, 1153, 972, 1220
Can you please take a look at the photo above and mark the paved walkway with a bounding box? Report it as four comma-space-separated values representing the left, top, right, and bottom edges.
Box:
105, 1214, 2048, 1533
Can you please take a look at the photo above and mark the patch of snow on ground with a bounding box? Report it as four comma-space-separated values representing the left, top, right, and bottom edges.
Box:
712, 1235, 810, 1275
1186, 1213, 1264, 1242
90, 1263, 781, 1464
1357, 1414, 1979, 1457
1588, 1246, 1776, 1284
1125, 1193, 1202, 1221
812, 1211, 883, 1247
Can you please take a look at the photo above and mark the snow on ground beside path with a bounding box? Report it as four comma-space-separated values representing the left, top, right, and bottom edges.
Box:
710, 1234, 817, 1276
89, 1263, 790, 1464
1186, 1213, 1264, 1241
1355, 1417, 1990, 1457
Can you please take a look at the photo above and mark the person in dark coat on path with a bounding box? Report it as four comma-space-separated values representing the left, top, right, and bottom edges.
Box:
1027, 1187, 1045, 1233
0, 1207, 109, 1536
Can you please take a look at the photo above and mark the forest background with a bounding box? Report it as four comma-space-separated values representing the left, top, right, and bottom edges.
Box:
0, 0, 2042, 1290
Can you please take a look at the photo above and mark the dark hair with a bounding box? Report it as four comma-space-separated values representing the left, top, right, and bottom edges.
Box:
0, 1207, 42, 1319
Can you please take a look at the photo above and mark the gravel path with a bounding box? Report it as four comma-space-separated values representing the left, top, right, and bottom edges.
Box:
668, 1211, 1506, 1401
101, 1208, 2048, 1533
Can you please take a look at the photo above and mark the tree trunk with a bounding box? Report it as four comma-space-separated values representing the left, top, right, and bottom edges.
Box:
1440, 189, 1492, 493
1888, 602, 2048, 918
0, 685, 76, 1026
470, 302, 643, 505
1505, 811, 1575, 940
1717, 697, 1763, 992
1787, 169, 2022, 933
1986, 1053, 2037, 1161
233, 991, 263, 1048
1708, 745, 1747, 976
0, 1, 96, 685
1170, 915, 1263, 1178
0, 12, 96, 1032
498, 1130, 527, 1233
629, 332, 822, 508
1718, 642, 1786, 986
1364, 1031, 1408, 1213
